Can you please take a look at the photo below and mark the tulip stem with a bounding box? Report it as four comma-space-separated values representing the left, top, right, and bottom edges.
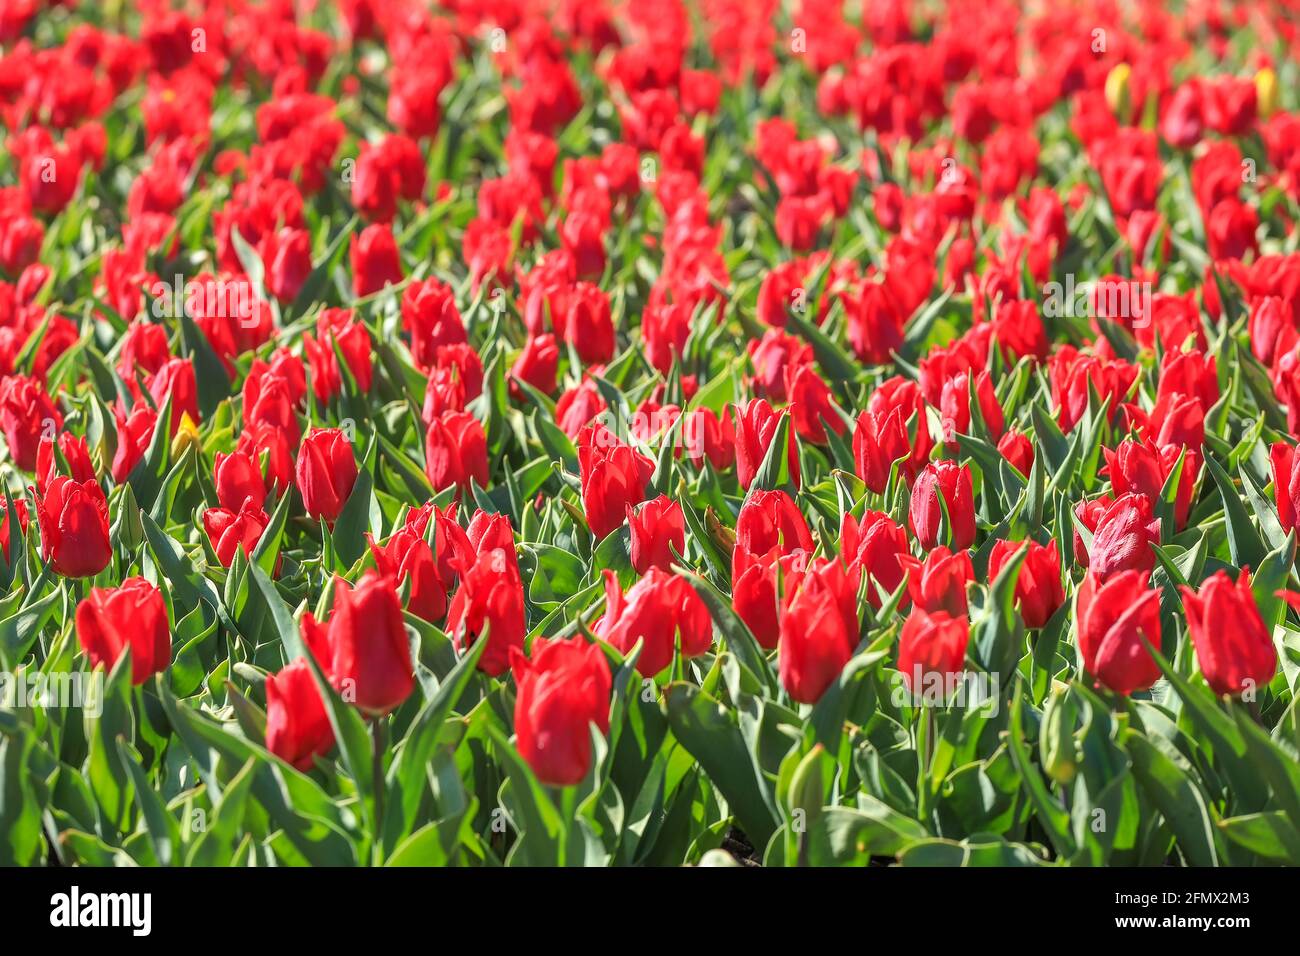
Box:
371, 717, 386, 863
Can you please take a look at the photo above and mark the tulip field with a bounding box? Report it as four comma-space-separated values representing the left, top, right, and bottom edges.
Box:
5, 0, 1300, 872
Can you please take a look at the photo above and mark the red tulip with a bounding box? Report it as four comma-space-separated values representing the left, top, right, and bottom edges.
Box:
909, 460, 976, 551
425, 410, 489, 493
350, 223, 404, 297
510, 636, 612, 787
0, 374, 62, 472
628, 495, 686, 574
36, 476, 111, 578
577, 423, 654, 539
1088, 492, 1160, 580
148, 357, 199, 434
684, 407, 736, 472
111, 404, 158, 483
367, 527, 445, 622
988, 539, 1065, 628
840, 510, 909, 606
734, 398, 800, 491
734, 489, 813, 558
997, 428, 1035, 477
75, 577, 171, 685
36, 432, 95, 495
1076, 569, 1162, 695
203, 499, 272, 568
0, 496, 29, 562
1180, 570, 1278, 697
511, 334, 560, 398
214, 448, 267, 511
597, 568, 712, 677
401, 278, 467, 371
1271, 441, 1300, 534
265, 659, 335, 771
852, 377, 931, 493
778, 557, 858, 704
261, 227, 312, 304
897, 547, 974, 617
732, 546, 808, 650
302, 571, 414, 716
897, 607, 969, 693
296, 428, 357, 523
445, 547, 527, 677
785, 363, 845, 445
939, 368, 1004, 445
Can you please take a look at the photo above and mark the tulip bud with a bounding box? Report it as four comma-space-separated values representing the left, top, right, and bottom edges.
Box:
445, 547, 527, 677
76, 577, 171, 685
295, 428, 358, 523
302, 571, 414, 716
778, 557, 858, 704
1076, 569, 1162, 695
988, 539, 1065, 628
1179, 570, 1278, 697
36, 476, 112, 578
1039, 685, 1079, 785
265, 659, 335, 770
628, 495, 686, 573
510, 636, 612, 787
597, 568, 712, 677
909, 460, 976, 551
897, 607, 969, 695
576, 423, 654, 540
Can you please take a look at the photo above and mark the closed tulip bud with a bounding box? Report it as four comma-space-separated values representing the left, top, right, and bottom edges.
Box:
732, 546, 807, 650
202, 499, 272, 568
367, 528, 445, 621
733, 398, 800, 491
778, 557, 858, 704
1089, 492, 1160, 580
424, 410, 489, 493
214, 448, 267, 511
148, 358, 199, 436
577, 423, 654, 540
597, 568, 712, 677
684, 407, 736, 472
1270, 442, 1300, 534
909, 460, 976, 551
1076, 569, 1162, 695
852, 404, 910, 494
265, 659, 335, 771
939, 369, 1004, 446
302, 572, 414, 716
261, 227, 312, 303
1180, 570, 1278, 697
0, 496, 29, 562
785, 363, 845, 445
445, 547, 527, 677
510, 636, 612, 787
36, 432, 95, 495
350, 223, 404, 297
510, 334, 560, 398
734, 489, 813, 558
897, 546, 974, 616
997, 428, 1034, 477
36, 476, 111, 578
0, 374, 62, 472
75, 577, 171, 685
401, 278, 467, 371
840, 509, 909, 606
988, 539, 1065, 628
111, 404, 158, 483
628, 495, 686, 573
296, 428, 357, 523
897, 607, 969, 693
1039, 685, 1079, 785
